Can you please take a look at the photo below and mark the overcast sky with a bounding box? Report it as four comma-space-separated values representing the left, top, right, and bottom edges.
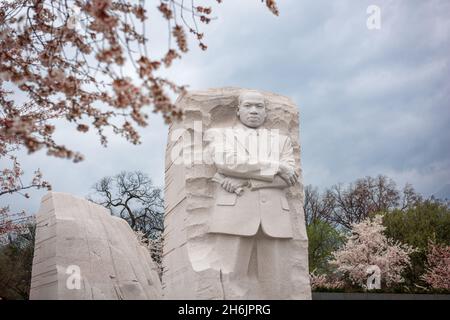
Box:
2, 0, 450, 215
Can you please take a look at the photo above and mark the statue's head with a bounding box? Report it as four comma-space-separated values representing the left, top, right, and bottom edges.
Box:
237, 91, 267, 128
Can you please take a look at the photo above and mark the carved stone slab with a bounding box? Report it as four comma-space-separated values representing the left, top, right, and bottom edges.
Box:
163, 87, 311, 299
30, 192, 162, 300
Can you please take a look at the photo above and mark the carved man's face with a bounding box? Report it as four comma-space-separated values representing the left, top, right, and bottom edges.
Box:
237, 92, 267, 128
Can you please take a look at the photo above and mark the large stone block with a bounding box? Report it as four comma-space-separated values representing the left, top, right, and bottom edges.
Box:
30, 192, 162, 300
163, 87, 311, 299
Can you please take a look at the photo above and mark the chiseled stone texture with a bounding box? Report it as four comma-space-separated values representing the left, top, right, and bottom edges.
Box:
163, 87, 311, 299
30, 192, 162, 300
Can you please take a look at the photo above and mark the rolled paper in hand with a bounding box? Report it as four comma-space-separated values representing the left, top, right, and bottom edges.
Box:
211, 172, 244, 196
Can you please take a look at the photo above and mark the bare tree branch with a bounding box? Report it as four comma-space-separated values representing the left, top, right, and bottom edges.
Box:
89, 170, 164, 239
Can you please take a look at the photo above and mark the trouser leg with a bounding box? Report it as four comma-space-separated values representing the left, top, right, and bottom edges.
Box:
255, 229, 292, 299
210, 233, 254, 299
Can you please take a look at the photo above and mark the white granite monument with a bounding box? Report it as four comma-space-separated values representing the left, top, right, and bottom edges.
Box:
163, 88, 311, 299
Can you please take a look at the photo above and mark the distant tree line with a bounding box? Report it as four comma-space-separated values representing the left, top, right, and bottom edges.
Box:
305, 175, 450, 292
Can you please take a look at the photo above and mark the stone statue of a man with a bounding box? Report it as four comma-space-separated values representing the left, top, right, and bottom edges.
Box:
203, 90, 301, 299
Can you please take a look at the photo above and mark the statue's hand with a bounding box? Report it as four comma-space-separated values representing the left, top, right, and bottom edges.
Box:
278, 163, 298, 186
221, 177, 246, 193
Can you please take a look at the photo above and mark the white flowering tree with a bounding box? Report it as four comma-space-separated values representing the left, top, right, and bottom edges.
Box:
329, 215, 415, 289
422, 241, 450, 290
135, 230, 163, 280
309, 271, 344, 291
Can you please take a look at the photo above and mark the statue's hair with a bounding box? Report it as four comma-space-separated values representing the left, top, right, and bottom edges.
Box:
238, 90, 266, 107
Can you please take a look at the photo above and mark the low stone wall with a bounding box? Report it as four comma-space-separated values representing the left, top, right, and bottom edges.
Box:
312, 292, 450, 300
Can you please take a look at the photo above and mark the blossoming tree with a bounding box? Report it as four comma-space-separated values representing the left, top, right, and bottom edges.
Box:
422, 241, 450, 290
0, 0, 279, 232
329, 215, 415, 289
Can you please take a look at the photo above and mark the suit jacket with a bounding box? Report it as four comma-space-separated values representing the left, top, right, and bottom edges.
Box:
204, 125, 296, 238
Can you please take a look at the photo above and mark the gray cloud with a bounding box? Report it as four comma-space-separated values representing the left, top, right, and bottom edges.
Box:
2, 0, 449, 215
